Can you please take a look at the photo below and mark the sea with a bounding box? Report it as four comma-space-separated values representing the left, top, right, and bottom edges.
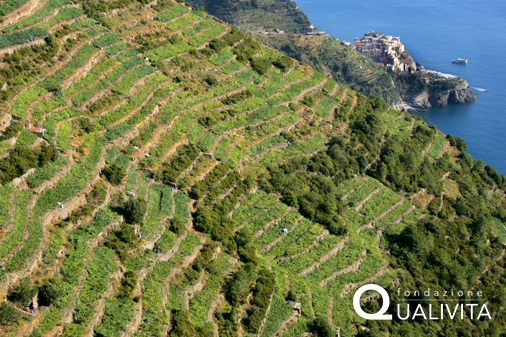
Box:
294, 0, 506, 174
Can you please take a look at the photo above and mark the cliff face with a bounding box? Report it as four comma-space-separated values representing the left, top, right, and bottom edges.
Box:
393, 54, 417, 73
409, 80, 476, 109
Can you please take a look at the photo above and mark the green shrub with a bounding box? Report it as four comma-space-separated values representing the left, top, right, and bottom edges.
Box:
102, 163, 126, 186
169, 216, 185, 236
301, 94, 316, 107
7, 277, 37, 305
123, 198, 147, 224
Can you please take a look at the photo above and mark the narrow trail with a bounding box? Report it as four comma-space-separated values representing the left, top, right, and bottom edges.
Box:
184, 271, 205, 310
319, 248, 367, 287
470, 247, 506, 291
357, 197, 406, 234
259, 215, 302, 254
341, 178, 367, 200
421, 137, 436, 156
232, 196, 271, 233
354, 187, 381, 212
298, 237, 349, 276
391, 205, 416, 225
290, 77, 328, 104
7, 40, 101, 110
84, 268, 123, 336
340, 258, 389, 299
307, 287, 315, 318
123, 228, 202, 336
192, 160, 220, 184
409, 188, 426, 201
347, 93, 357, 115
0, 0, 49, 28
275, 230, 328, 263
206, 294, 225, 336
252, 208, 290, 240
440, 171, 452, 181
257, 291, 276, 336
437, 193, 445, 213
274, 311, 299, 337
436, 140, 451, 160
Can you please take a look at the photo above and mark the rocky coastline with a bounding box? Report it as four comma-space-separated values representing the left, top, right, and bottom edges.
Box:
403, 79, 476, 111
351, 32, 476, 111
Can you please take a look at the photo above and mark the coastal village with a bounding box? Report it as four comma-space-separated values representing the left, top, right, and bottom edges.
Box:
351, 31, 417, 73
352, 32, 403, 66
351, 31, 458, 80
257, 28, 460, 82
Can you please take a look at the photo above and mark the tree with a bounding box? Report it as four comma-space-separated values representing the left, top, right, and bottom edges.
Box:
115, 222, 136, 243
102, 164, 126, 186
226, 265, 254, 306
313, 317, 334, 337
455, 198, 469, 217
118, 271, 138, 298
273, 55, 293, 71
169, 216, 185, 236
284, 191, 298, 207
7, 277, 37, 305
286, 290, 297, 302
301, 94, 316, 107
250, 57, 271, 75
358, 155, 368, 172
234, 228, 252, 247
0, 303, 18, 326
169, 310, 195, 337
0, 122, 22, 141
38, 281, 62, 306
205, 75, 218, 86
323, 193, 338, 215
77, 117, 94, 134
328, 219, 347, 236
123, 198, 147, 224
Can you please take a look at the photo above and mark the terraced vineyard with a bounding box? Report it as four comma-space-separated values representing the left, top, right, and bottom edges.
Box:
0, 0, 505, 336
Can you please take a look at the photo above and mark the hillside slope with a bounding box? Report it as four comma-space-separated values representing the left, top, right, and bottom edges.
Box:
186, 0, 476, 108
0, 1, 505, 337
187, 0, 311, 33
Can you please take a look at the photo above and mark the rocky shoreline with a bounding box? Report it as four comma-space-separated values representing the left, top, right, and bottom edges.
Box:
351, 31, 477, 112
402, 79, 476, 111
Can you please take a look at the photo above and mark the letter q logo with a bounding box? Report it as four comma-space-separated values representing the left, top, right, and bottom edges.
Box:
353, 284, 392, 320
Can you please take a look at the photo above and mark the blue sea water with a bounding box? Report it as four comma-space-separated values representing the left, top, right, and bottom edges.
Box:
294, 0, 506, 174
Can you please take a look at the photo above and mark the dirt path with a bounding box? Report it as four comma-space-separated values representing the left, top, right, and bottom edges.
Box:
436, 140, 451, 160
298, 237, 349, 276
341, 178, 366, 200
84, 268, 123, 336
320, 248, 367, 287
347, 93, 357, 115
354, 187, 381, 212
274, 311, 299, 337
421, 138, 436, 156
122, 228, 201, 336
340, 258, 388, 299
357, 197, 406, 234
275, 230, 328, 263
259, 215, 302, 254
0, 0, 49, 29
440, 171, 452, 181
256, 290, 276, 336
391, 205, 416, 225
206, 293, 224, 336
470, 247, 506, 291
252, 208, 290, 240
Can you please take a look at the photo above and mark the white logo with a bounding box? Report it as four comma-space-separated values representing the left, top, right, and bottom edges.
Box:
353, 284, 392, 320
